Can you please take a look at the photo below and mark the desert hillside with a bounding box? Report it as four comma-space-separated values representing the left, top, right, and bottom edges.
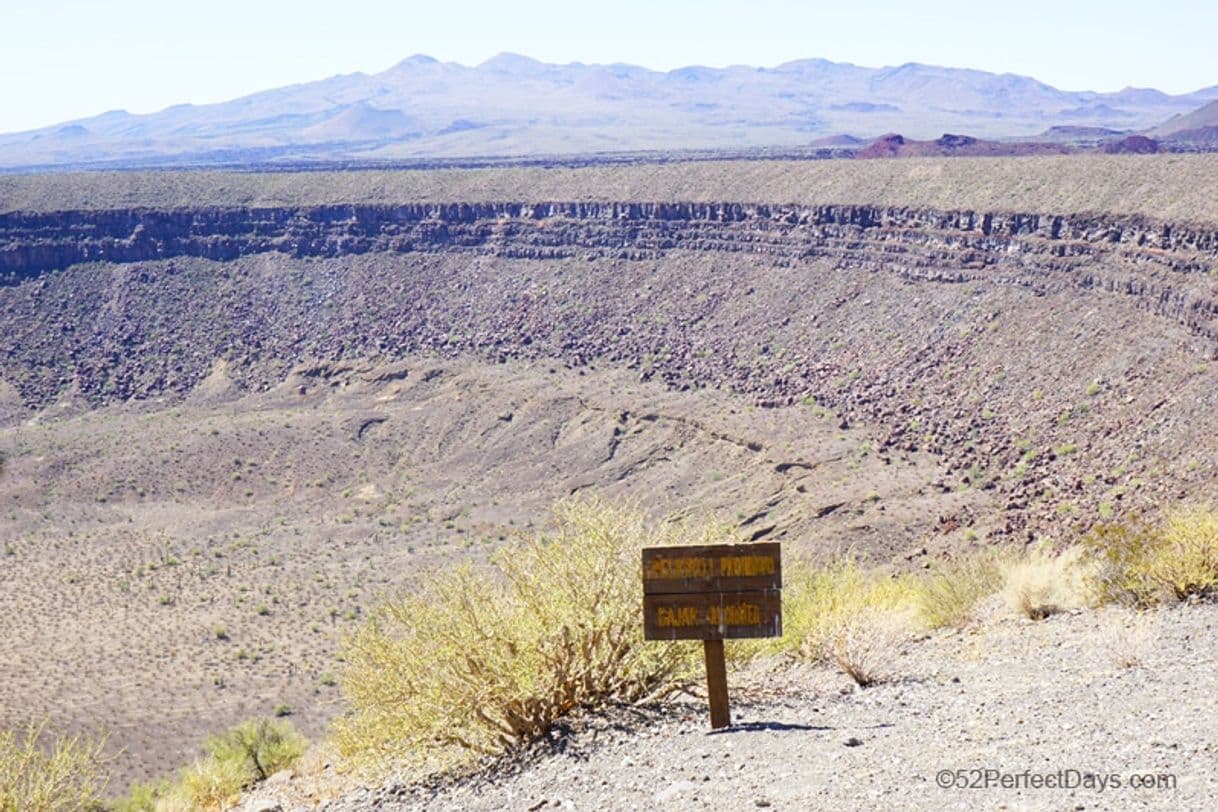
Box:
5, 154, 1218, 217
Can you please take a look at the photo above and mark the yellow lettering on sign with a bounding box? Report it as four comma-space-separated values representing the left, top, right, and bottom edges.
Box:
657, 606, 700, 627
718, 556, 777, 578
646, 557, 714, 580
708, 603, 763, 626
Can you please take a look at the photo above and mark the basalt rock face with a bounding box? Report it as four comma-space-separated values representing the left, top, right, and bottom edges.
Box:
4, 201, 1218, 345
4, 200, 1218, 538
4, 201, 1218, 280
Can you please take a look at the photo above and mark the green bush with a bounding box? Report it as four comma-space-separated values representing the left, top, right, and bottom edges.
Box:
0, 720, 109, 812
334, 497, 704, 770
1083, 507, 1218, 606
158, 718, 303, 811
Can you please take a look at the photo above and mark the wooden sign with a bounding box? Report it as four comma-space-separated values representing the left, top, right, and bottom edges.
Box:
642, 542, 782, 728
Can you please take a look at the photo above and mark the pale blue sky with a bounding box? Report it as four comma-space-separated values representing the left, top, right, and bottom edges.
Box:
3, 0, 1216, 134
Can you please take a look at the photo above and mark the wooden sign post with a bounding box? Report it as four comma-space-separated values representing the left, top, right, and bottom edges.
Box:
642, 542, 782, 729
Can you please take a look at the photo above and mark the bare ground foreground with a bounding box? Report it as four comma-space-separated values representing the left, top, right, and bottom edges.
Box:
250, 601, 1218, 812
244, 601, 1208, 808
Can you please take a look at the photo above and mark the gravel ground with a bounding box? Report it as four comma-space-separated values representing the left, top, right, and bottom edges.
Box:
246, 601, 1218, 812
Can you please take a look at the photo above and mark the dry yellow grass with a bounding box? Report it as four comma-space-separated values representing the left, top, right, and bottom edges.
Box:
1100, 609, 1158, 670
914, 554, 1005, 629
731, 559, 924, 687
1001, 546, 1094, 619
821, 607, 917, 688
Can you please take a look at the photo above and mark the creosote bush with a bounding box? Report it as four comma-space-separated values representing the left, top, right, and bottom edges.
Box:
139, 718, 303, 811
335, 497, 710, 770
1082, 507, 1218, 606
0, 720, 109, 812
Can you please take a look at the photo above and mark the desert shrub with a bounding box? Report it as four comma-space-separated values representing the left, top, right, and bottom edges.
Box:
1099, 609, 1157, 670
210, 718, 303, 781
1080, 516, 1160, 607
334, 497, 704, 770
784, 560, 926, 685
730, 558, 922, 686
1082, 507, 1218, 606
914, 554, 1004, 628
1001, 545, 1093, 619
778, 559, 920, 662
159, 718, 303, 811
166, 756, 248, 811
0, 720, 109, 812
822, 606, 916, 687
1150, 507, 1218, 599
108, 780, 165, 812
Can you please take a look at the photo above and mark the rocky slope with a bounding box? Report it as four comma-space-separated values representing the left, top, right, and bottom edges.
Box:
3, 192, 1218, 543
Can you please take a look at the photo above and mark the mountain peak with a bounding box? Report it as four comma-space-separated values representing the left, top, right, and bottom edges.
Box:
478, 52, 546, 72
389, 54, 439, 71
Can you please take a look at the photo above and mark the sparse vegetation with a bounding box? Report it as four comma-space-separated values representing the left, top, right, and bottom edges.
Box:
335, 497, 705, 769
1082, 507, 1218, 606
725, 559, 922, 689
1101, 609, 1156, 670
822, 607, 914, 688
0, 720, 109, 812
7, 153, 1218, 798
915, 555, 1004, 628
153, 718, 304, 811
1001, 545, 1093, 620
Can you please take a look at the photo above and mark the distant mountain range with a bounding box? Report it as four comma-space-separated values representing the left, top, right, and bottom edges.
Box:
3, 53, 1217, 170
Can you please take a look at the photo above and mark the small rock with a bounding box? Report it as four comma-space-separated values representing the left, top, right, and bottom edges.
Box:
654, 781, 698, 803
242, 801, 283, 812
844, 737, 864, 747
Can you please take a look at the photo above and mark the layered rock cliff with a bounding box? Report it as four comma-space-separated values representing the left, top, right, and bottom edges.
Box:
4, 201, 1218, 280
3, 200, 1218, 538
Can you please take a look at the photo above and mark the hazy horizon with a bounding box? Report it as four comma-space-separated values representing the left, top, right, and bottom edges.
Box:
6, 0, 1217, 134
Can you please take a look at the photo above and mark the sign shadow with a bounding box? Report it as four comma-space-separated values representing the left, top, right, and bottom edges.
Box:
707, 721, 831, 735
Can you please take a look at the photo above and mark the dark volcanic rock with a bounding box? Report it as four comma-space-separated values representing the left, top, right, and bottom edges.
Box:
4, 199, 1218, 537
858, 133, 1075, 159
1103, 135, 1160, 154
